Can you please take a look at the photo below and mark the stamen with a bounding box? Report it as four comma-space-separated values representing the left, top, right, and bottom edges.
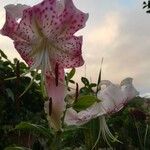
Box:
55, 63, 59, 86
49, 97, 53, 116
75, 83, 79, 101
100, 116, 122, 147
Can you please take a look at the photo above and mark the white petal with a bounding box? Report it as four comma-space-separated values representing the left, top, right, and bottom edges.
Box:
65, 102, 105, 126
121, 78, 139, 100
56, 0, 65, 15
65, 108, 79, 125
120, 77, 133, 86
97, 82, 126, 114
5, 4, 30, 20
99, 80, 112, 86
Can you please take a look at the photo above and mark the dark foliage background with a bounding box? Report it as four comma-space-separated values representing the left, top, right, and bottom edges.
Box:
0, 50, 150, 150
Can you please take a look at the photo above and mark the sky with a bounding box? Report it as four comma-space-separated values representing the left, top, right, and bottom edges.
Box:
0, 0, 150, 95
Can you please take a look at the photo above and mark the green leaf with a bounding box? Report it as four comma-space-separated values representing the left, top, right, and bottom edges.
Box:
35, 74, 41, 81
96, 58, 103, 92
67, 68, 76, 80
89, 83, 97, 88
13, 58, 19, 64
0, 49, 7, 59
80, 87, 91, 95
19, 62, 28, 69
73, 95, 100, 111
81, 77, 89, 86
31, 71, 40, 81
4, 147, 31, 150
5, 88, 15, 101
3, 61, 11, 66
69, 79, 75, 84
15, 122, 52, 139
31, 71, 36, 77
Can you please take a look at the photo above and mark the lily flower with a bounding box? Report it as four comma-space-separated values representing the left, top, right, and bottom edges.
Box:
1, 0, 88, 130
65, 77, 139, 125
65, 78, 139, 146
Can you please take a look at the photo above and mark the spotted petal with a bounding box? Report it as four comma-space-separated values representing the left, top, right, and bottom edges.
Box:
57, 0, 89, 38
65, 108, 81, 126
65, 102, 103, 126
54, 36, 84, 68
1, 0, 88, 130
31, 0, 63, 40
14, 41, 33, 66
1, 4, 30, 41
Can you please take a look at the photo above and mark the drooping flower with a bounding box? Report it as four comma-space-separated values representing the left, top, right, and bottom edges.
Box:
1, 0, 88, 130
65, 78, 139, 147
65, 78, 139, 125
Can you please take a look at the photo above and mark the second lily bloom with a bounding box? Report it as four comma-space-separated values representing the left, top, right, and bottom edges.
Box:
65, 78, 139, 125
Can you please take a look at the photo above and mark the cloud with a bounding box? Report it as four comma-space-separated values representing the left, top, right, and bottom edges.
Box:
73, 12, 122, 85
74, 6, 150, 94
86, 12, 120, 50
0, 0, 149, 94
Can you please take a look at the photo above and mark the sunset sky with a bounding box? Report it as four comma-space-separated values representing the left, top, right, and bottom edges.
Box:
0, 0, 150, 95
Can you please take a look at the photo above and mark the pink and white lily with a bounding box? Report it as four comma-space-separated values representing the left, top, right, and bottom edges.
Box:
65, 78, 139, 146
65, 78, 139, 125
1, 0, 88, 130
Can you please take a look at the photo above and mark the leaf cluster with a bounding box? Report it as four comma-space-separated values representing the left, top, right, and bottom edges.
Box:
0, 50, 45, 149
143, 0, 150, 13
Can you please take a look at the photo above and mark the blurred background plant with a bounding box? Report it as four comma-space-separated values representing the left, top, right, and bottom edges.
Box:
143, 0, 150, 13
0, 50, 150, 150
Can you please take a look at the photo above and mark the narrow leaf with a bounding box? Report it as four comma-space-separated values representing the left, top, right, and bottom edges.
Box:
67, 68, 76, 80
15, 122, 52, 139
5, 88, 15, 101
96, 58, 103, 92
69, 79, 75, 84
0, 49, 7, 59
4, 147, 31, 150
75, 83, 79, 101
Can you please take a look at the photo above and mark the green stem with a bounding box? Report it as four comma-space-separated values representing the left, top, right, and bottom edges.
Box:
4, 70, 31, 81
91, 117, 101, 150
61, 105, 68, 128
144, 124, 149, 149
19, 70, 38, 98
41, 74, 47, 99
134, 121, 143, 150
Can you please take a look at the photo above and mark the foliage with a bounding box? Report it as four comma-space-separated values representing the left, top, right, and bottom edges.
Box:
0, 50, 45, 149
73, 95, 99, 112
143, 0, 150, 13
0, 50, 150, 150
